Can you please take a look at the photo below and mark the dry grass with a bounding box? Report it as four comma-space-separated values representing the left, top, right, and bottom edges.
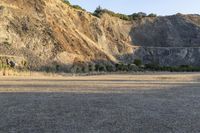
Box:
1, 73, 200, 132
1, 1, 200, 131
0, 72, 200, 93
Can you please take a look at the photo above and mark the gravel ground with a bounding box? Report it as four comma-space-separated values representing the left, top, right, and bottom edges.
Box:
0, 73, 200, 133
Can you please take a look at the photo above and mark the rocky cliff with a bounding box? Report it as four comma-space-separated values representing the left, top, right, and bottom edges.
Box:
0, 0, 200, 71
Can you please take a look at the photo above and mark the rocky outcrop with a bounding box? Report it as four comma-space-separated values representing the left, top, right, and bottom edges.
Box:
128, 14, 200, 66
130, 14, 200, 47
0, 0, 200, 71
129, 47, 200, 66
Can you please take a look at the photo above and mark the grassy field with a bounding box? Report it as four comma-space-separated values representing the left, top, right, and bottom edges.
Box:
0, 73, 200, 132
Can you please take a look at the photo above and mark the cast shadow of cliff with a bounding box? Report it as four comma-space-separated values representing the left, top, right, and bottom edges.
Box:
0, 83, 200, 133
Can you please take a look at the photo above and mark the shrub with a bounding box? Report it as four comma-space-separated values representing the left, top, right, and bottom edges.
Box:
129, 12, 147, 20
148, 13, 157, 17
2, 42, 11, 48
43, 66, 57, 72
93, 6, 130, 21
63, 0, 71, 5
72, 5, 85, 11
128, 64, 138, 71
134, 59, 142, 67
105, 64, 115, 72
137, 12, 147, 17
145, 63, 160, 70
115, 63, 129, 71
115, 63, 122, 71
21, 60, 27, 67
43, 66, 50, 72
71, 65, 83, 73
88, 64, 95, 72
95, 64, 106, 72
94, 7, 152, 21
144, 63, 200, 72
94, 64, 100, 71
63, 0, 85, 11
55, 65, 60, 72
81, 64, 89, 73
93, 6, 103, 17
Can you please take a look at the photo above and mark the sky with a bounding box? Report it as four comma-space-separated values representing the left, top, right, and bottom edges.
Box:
69, 0, 200, 16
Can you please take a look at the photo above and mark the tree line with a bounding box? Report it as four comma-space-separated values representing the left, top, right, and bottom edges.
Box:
62, 1, 157, 21
93, 6, 157, 21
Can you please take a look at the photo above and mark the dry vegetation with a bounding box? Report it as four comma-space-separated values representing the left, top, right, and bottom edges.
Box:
0, 73, 200, 132
0, 73, 200, 92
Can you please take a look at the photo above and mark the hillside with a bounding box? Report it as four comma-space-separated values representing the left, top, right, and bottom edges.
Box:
0, 0, 200, 71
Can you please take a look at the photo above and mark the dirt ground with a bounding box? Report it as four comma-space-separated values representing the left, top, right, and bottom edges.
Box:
0, 73, 200, 133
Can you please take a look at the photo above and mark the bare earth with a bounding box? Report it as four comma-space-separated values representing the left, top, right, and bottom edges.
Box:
0, 73, 200, 133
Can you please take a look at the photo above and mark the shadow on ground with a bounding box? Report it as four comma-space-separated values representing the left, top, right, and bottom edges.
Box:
0, 86, 200, 133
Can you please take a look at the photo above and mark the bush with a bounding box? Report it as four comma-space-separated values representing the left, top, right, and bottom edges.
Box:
93, 6, 103, 17
63, 0, 71, 5
43, 66, 50, 72
95, 64, 106, 72
145, 63, 161, 71
115, 63, 129, 71
88, 64, 95, 72
93, 6, 130, 21
128, 64, 138, 71
105, 64, 115, 72
72, 5, 85, 11
93, 8, 157, 21
63, 0, 85, 11
129, 12, 147, 20
63, 3, 157, 21
93, 6, 159, 21
148, 13, 157, 17
55, 65, 60, 72
71, 65, 83, 73
134, 59, 142, 67
145, 63, 200, 72
82, 64, 89, 73
21, 60, 27, 67
115, 63, 121, 71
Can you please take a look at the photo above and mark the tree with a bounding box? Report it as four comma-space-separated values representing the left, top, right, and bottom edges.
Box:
93, 6, 103, 17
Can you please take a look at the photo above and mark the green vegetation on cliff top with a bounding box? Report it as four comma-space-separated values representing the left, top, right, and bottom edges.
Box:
63, 1, 157, 20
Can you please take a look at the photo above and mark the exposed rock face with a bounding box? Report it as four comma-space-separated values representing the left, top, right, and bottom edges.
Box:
131, 15, 200, 47
129, 14, 200, 66
130, 47, 200, 66
0, 0, 200, 71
